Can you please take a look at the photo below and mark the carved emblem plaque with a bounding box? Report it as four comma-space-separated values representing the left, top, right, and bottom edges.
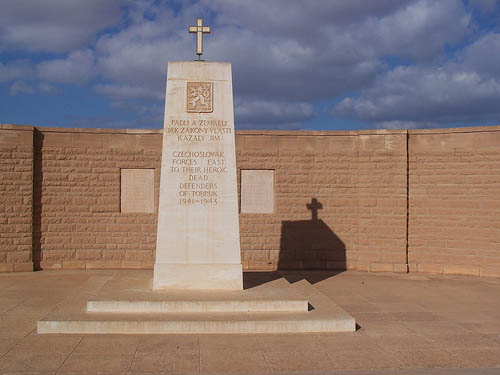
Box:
187, 82, 213, 113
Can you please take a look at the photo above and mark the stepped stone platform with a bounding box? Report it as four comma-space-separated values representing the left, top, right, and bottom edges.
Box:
37, 271, 356, 334
87, 279, 308, 313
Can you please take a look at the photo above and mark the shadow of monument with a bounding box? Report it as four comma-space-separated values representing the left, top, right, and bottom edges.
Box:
32, 129, 44, 270
243, 198, 346, 289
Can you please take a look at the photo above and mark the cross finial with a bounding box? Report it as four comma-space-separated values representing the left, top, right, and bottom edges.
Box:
307, 198, 323, 221
189, 18, 211, 61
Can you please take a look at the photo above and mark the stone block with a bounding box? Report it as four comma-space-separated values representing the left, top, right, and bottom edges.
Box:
7, 251, 31, 263
40, 261, 63, 270
43, 250, 75, 261
76, 250, 103, 261
72, 134, 104, 148
0, 263, 14, 272
103, 134, 137, 150
410, 131, 500, 154
103, 250, 125, 260
443, 265, 480, 277
0, 128, 33, 145
125, 250, 153, 261
138, 134, 162, 150
326, 261, 346, 270
42, 133, 73, 147
247, 260, 276, 271
140, 261, 154, 269
86, 261, 121, 270
417, 263, 444, 274
121, 261, 142, 269
13, 262, 33, 272
480, 267, 500, 278
393, 263, 409, 273
370, 263, 393, 272
63, 261, 86, 270
243, 136, 275, 151
277, 136, 300, 151
408, 263, 418, 272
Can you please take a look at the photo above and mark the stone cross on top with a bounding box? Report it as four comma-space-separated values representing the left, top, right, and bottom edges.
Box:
189, 18, 211, 60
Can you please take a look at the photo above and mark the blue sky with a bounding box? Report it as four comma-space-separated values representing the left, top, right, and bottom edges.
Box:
0, 0, 499, 131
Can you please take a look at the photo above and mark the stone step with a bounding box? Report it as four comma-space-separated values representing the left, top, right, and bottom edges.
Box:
86, 277, 309, 313
37, 276, 356, 334
87, 299, 308, 313
37, 310, 354, 334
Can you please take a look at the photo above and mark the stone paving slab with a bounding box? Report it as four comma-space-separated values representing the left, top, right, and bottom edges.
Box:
0, 270, 499, 374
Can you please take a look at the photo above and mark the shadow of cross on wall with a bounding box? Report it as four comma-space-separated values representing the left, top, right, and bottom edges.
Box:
307, 198, 322, 221
278, 197, 346, 271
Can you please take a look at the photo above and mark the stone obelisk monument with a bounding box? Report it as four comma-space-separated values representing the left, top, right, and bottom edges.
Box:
154, 18, 243, 290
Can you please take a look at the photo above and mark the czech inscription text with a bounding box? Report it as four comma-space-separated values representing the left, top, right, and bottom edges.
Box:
168, 117, 231, 206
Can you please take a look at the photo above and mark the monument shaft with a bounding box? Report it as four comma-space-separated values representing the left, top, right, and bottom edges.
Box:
154, 61, 243, 290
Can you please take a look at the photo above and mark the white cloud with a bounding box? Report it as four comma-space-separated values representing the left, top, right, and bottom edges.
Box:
360, 0, 471, 60
334, 34, 500, 127
461, 34, 500, 77
90, 2, 192, 101
210, 0, 470, 62
207, 0, 413, 39
87, 0, 472, 115
8, 0, 468, 128
0, 0, 121, 52
10, 80, 34, 95
37, 49, 95, 84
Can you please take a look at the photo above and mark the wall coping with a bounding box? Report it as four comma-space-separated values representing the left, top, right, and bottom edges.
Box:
0, 124, 34, 131
408, 125, 500, 134
2, 123, 500, 136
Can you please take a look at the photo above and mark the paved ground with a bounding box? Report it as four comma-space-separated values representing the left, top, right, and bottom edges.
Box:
0, 269, 499, 374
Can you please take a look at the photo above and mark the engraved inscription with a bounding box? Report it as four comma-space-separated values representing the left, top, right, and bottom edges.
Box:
170, 150, 226, 206
187, 82, 213, 113
167, 118, 233, 207
166, 118, 231, 143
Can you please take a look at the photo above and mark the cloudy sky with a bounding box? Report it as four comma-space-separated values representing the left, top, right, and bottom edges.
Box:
0, 0, 499, 130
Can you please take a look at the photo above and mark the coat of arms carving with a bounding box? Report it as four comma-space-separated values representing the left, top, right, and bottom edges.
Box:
186, 82, 213, 113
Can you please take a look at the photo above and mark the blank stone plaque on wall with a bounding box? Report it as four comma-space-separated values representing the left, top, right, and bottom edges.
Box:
121, 169, 155, 213
240, 170, 274, 214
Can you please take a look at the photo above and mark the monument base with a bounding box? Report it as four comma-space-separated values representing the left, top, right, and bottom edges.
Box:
153, 263, 243, 290
37, 271, 356, 334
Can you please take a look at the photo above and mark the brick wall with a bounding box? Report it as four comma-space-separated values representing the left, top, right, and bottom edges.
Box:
236, 130, 407, 273
33, 127, 162, 271
355, 133, 408, 273
1, 124, 500, 278
408, 127, 500, 278
0, 125, 34, 272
